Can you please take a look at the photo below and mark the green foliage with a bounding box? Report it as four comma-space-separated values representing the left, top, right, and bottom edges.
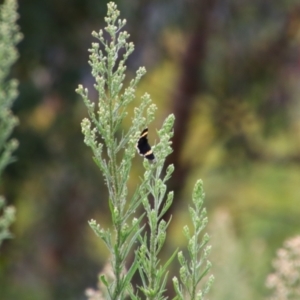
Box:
77, 3, 158, 297
78, 2, 213, 299
0, 0, 21, 176
135, 129, 176, 300
0, 196, 15, 247
173, 180, 214, 300
0, 0, 22, 247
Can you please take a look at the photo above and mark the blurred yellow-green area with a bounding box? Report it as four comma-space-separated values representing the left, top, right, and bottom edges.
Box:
1, 0, 300, 299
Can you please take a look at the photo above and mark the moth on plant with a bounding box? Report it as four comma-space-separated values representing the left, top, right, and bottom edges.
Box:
136, 128, 155, 162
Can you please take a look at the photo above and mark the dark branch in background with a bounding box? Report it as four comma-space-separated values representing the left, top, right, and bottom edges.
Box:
164, 0, 216, 219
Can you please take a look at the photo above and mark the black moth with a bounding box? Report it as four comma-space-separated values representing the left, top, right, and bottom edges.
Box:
136, 128, 155, 162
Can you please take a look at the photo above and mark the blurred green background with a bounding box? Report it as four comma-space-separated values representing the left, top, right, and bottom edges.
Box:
1, 0, 300, 299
